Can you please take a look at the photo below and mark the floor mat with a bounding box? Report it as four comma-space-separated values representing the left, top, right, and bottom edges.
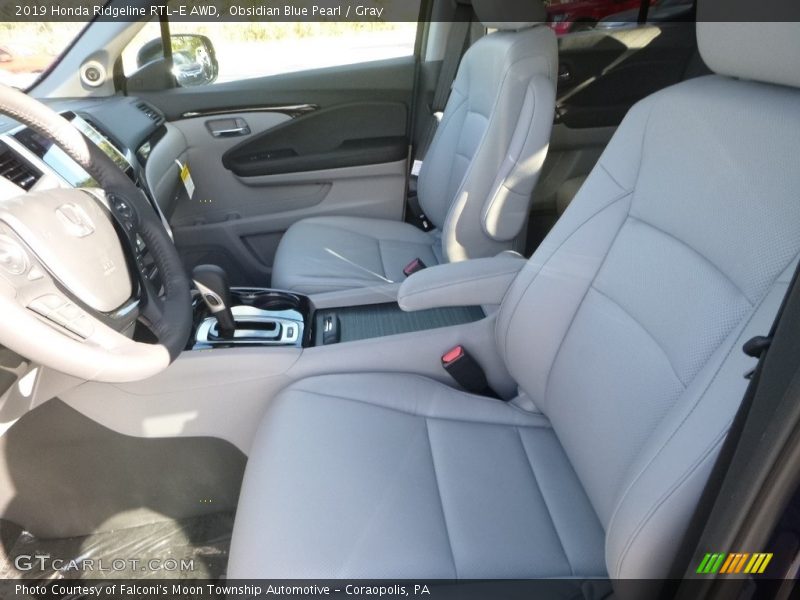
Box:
0, 512, 234, 580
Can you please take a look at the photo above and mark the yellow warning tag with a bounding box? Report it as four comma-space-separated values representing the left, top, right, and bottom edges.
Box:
177, 160, 195, 199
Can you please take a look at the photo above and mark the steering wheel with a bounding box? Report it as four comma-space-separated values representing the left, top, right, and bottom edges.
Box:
0, 84, 191, 382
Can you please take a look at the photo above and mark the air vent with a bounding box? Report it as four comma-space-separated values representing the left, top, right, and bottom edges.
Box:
0, 141, 41, 191
136, 102, 164, 125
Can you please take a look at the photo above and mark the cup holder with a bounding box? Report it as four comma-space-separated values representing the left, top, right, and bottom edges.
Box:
232, 288, 303, 312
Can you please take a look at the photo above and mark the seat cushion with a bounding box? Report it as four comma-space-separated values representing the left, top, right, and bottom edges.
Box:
228, 373, 606, 579
271, 217, 440, 294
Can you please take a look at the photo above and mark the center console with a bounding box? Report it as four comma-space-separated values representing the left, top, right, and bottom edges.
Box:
191, 288, 312, 349
187, 265, 485, 351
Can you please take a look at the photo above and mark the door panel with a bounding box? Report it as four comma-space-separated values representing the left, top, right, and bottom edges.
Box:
139, 56, 417, 285
222, 101, 408, 177
137, 57, 417, 121
171, 160, 407, 285
556, 22, 703, 128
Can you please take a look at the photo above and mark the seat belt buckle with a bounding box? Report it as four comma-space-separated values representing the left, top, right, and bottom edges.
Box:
403, 258, 427, 277
405, 184, 433, 232
441, 345, 494, 396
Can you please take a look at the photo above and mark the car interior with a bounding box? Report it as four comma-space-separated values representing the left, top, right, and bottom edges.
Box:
0, 0, 800, 595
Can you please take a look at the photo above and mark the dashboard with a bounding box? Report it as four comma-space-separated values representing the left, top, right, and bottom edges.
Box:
0, 95, 172, 294
0, 95, 164, 190
12, 113, 135, 188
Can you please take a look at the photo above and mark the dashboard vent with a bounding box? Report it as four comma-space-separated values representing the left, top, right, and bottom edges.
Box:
136, 102, 164, 125
0, 141, 41, 191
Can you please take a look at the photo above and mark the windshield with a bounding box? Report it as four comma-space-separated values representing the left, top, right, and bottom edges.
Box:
0, 23, 88, 89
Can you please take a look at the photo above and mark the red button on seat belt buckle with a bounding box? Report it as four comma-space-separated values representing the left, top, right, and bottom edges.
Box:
442, 345, 465, 366
441, 345, 499, 399
403, 257, 427, 277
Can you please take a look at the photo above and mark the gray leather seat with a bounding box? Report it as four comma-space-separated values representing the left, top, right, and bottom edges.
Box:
271, 0, 557, 294
229, 16, 800, 580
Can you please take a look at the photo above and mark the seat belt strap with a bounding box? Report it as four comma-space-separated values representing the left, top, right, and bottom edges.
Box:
407, 5, 473, 231
405, 177, 432, 230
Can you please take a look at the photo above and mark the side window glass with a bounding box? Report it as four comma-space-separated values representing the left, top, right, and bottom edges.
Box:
122, 18, 419, 86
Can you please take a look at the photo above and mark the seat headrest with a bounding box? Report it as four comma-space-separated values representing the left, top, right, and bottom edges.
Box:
697, 0, 800, 88
471, 0, 546, 31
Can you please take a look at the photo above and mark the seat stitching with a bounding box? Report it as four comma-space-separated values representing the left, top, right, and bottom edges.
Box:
605, 252, 800, 575
598, 163, 628, 193
614, 430, 728, 578
510, 103, 653, 405
605, 265, 788, 540
628, 215, 755, 306
286, 386, 552, 429
516, 427, 573, 576
424, 419, 459, 578
440, 36, 552, 258
399, 267, 523, 301
590, 285, 689, 387
305, 220, 434, 245
500, 190, 633, 371
375, 239, 390, 280
557, 99, 651, 377
420, 94, 468, 224
480, 80, 539, 232
542, 200, 634, 404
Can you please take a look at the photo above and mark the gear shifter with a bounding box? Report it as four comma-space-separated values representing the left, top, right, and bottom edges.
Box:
192, 265, 235, 339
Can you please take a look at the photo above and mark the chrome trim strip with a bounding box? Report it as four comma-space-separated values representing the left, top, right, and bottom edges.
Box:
180, 104, 319, 119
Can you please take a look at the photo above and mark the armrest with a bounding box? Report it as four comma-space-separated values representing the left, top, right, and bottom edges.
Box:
398, 254, 527, 312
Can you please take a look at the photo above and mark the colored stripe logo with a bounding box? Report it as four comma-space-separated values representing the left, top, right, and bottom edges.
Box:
696, 552, 772, 574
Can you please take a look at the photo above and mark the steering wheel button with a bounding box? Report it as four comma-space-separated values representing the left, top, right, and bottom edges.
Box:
58, 303, 82, 321
47, 311, 70, 327
66, 315, 94, 339
29, 294, 66, 316
114, 200, 133, 219
26, 265, 45, 281
0, 234, 29, 276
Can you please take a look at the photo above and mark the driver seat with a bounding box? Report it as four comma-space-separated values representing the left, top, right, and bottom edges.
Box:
228, 16, 800, 579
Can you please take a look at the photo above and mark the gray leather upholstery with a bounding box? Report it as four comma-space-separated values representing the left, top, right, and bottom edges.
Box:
271, 216, 441, 294
271, 6, 556, 293
230, 374, 607, 578
695, 0, 800, 90
497, 74, 800, 577
697, 23, 800, 89
419, 22, 555, 258
231, 16, 800, 581
397, 252, 526, 311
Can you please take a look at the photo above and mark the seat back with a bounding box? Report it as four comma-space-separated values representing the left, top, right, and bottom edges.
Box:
417, 0, 556, 263
496, 17, 800, 578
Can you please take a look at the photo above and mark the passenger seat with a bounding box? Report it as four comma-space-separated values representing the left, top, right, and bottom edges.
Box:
229, 7, 800, 581
271, 0, 557, 294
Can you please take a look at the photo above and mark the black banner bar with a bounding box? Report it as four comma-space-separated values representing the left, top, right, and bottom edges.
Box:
0, 0, 798, 23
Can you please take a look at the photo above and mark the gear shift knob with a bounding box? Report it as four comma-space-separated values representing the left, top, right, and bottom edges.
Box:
192, 265, 235, 338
